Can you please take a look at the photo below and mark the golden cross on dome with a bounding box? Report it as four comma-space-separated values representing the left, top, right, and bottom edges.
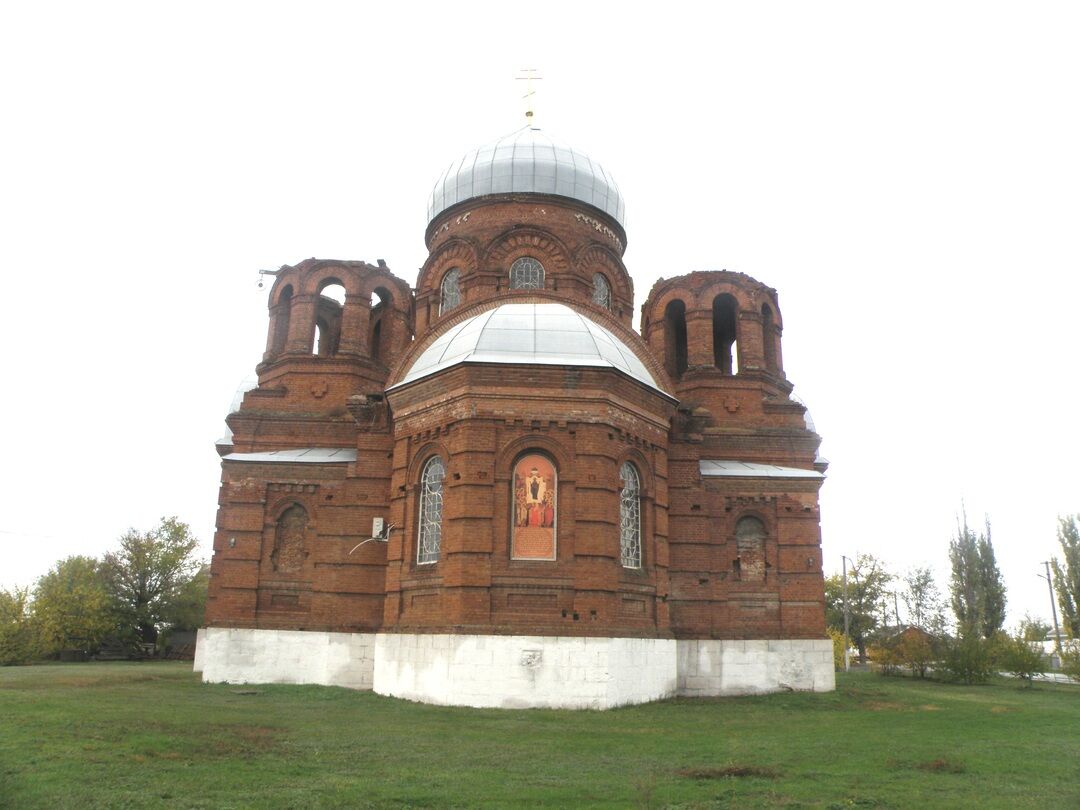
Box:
516, 68, 543, 126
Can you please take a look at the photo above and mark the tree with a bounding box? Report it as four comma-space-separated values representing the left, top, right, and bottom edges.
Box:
161, 564, 209, 634
901, 566, 946, 632
32, 556, 114, 655
1051, 515, 1080, 639
824, 553, 892, 661
996, 632, 1045, 688
1018, 613, 1051, 642
0, 587, 36, 665
949, 513, 1007, 638
99, 517, 202, 644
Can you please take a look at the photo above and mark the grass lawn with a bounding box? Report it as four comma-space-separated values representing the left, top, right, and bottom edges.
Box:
1, 663, 1077, 808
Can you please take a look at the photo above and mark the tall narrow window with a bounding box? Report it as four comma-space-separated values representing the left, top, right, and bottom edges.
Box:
509, 256, 544, 290
663, 299, 688, 378
761, 303, 777, 371
619, 462, 642, 568
712, 294, 738, 374
592, 273, 611, 309
439, 268, 461, 315
417, 457, 445, 564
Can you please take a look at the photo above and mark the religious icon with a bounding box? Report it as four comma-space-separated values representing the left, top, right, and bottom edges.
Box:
512, 454, 556, 559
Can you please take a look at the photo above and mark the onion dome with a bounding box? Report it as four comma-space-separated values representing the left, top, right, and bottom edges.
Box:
427, 127, 625, 227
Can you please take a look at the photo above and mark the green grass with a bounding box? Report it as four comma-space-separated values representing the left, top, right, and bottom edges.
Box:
1, 664, 1077, 808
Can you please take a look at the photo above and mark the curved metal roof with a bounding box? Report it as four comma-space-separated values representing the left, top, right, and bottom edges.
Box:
427, 127, 625, 227
390, 303, 664, 393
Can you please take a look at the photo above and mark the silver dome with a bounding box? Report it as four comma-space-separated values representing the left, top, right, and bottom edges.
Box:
389, 303, 665, 393
427, 127, 626, 228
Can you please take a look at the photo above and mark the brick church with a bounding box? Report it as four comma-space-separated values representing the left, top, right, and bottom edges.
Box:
195, 125, 834, 708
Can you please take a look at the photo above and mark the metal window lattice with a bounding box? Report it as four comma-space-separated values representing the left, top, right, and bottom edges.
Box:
439, 268, 461, 315
591, 273, 611, 309
619, 462, 641, 568
417, 457, 445, 564
509, 256, 544, 290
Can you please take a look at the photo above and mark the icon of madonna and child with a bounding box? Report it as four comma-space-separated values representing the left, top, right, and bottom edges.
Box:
511, 454, 557, 560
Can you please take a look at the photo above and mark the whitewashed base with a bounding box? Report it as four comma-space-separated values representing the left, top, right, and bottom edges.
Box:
677, 639, 836, 696
197, 628, 376, 690
195, 630, 835, 706
374, 633, 677, 709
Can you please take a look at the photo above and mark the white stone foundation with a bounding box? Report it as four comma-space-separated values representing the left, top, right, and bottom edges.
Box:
374, 633, 678, 709
677, 639, 835, 696
197, 628, 376, 690
194, 630, 835, 706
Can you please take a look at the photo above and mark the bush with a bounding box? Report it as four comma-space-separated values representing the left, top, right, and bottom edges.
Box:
938, 631, 995, 684
896, 632, 936, 678
868, 641, 902, 676
996, 633, 1045, 687
1060, 641, 1080, 681
827, 628, 850, 671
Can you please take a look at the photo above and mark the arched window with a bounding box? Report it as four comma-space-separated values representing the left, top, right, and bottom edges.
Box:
509, 256, 544, 290
313, 282, 346, 356
761, 303, 777, 371
439, 268, 461, 315
417, 457, 445, 564
712, 294, 738, 374
734, 516, 767, 582
592, 273, 611, 309
663, 300, 688, 378
619, 462, 641, 569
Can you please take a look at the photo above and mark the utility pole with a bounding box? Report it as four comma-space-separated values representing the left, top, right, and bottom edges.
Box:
842, 555, 851, 672
1039, 561, 1064, 655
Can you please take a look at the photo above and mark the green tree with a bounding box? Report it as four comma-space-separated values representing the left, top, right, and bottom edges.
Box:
949, 513, 1007, 638
1051, 515, 1080, 638
901, 566, 946, 632
161, 564, 209, 634
996, 632, 1045, 688
0, 587, 37, 665
99, 517, 202, 644
33, 556, 114, 655
1018, 613, 1051, 642
824, 553, 892, 661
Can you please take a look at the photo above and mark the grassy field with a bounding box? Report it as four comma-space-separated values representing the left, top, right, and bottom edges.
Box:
1, 663, 1077, 809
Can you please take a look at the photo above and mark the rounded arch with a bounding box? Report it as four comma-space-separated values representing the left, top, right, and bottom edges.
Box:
483, 227, 571, 285
438, 267, 462, 315
496, 433, 573, 478
618, 460, 642, 569
299, 264, 363, 299
509, 448, 560, 561
418, 238, 479, 296
509, 256, 545, 289
575, 243, 633, 304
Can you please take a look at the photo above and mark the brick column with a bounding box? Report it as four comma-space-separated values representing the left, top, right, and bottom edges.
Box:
737, 311, 764, 372
685, 310, 713, 368
338, 295, 371, 357
285, 295, 317, 354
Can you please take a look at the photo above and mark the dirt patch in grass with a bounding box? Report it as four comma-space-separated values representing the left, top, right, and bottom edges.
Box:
678, 765, 780, 780
862, 700, 906, 711
990, 705, 1013, 714
915, 758, 966, 774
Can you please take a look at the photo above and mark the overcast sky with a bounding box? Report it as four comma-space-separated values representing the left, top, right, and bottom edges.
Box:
2, 2, 1077, 629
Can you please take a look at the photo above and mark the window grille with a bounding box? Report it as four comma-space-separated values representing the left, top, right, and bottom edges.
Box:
509, 256, 544, 290
417, 457, 445, 564
592, 273, 611, 309
619, 462, 641, 568
439, 268, 461, 315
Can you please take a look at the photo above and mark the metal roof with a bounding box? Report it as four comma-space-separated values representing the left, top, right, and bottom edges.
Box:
699, 460, 824, 479
427, 127, 625, 227
223, 448, 357, 464
389, 303, 667, 394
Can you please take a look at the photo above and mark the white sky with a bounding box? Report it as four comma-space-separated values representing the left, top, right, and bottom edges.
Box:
2, 1, 1077, 630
